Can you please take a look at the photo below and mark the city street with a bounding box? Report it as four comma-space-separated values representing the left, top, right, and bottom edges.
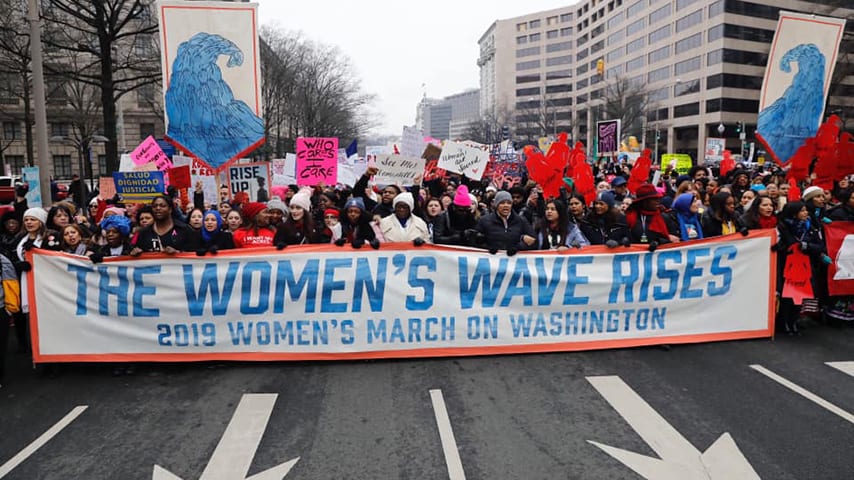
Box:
0, 323, 852, 480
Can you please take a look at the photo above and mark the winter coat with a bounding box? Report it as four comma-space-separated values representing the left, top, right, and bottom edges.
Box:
474, 211, 535, 251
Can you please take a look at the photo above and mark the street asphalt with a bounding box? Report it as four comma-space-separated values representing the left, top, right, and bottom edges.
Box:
1, 321, 852, 479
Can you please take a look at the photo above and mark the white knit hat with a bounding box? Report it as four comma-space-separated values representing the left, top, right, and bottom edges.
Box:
23, 207, 47, 225
289, 188, 312, 212
802, 186, 824, 202
393, 191, 414, 211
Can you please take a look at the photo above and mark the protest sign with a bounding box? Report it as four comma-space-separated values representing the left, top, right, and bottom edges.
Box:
113, 171, 166, 202
824, 221, 854, 296
131, 136, 172, 171
173, 154, 217, 204
228, 162, 271, 202
365, 146, 389, 165
374, 154, 426, 186
662, 154, 693, 175
704, 138, 726, 164
99, 177, 116, 200
167, 165, 192, 189
438, 142, 490, 180
119, 154, 135, 172
596, 120, 621, 156
296, 137, 337, 186
28, 231, 776, 363
22, 166, 41, 208
401, 125, 427, 158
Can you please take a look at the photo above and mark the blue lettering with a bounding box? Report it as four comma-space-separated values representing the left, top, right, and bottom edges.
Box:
406, 257, 435, 310
501, 258, 533, 307
274, 259, 319, 313
353, 258, 387, 313
241, 262, 271, 314
609, 255, 638, 303
133, 266, 160, 317
68, 264, 93, 315
98, 266, 129, 316
321, 259, 352, 313
709, 246, 736, 296
183, 263, 239, 317
535, 257, 565, 305
653, 251, 682, 300
458, 257, 508, 309
564, 256, 593, 305
680, 248, 710, 299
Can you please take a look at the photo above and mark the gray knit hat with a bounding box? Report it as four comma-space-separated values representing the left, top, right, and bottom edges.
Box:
493, 190, 512, 207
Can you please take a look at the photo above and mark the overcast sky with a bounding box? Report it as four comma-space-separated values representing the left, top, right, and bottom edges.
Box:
256, 0, 571, 136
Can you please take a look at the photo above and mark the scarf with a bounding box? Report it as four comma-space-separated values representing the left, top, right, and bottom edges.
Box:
784, 217, 811, 240
758, 214, 777, 229
676, 211, 703, 241
626, 208, 670, 239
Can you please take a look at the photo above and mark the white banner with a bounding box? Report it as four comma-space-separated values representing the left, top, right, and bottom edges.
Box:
438, 142, 490, 180
374, 154, 426, 187
28, 232, 776, 363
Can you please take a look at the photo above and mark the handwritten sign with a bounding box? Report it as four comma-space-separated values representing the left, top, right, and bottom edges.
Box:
597, 120, 621, 156
296, 137, 337, 186
99, 176, 116, 200
113, 171, 165, 202
373, 154, 425, 186
131, 135, 171, 170
400, 126, 427, 158
167, 165, 191, 189
228, 162, 271, 202
437, 142, 490, 180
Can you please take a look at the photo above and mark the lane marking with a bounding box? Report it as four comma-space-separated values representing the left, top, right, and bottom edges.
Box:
750, 364, 854, 425
0, 406, 88, 478
429, 389, 466, 480
825, 361, 854, 378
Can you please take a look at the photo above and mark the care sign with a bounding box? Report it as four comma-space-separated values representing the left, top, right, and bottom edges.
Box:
131, 136, 172, 170
228, 163, 271, 202
296, 137, 337, 186
438, 142, 489, 180
27, 232, 776, 363
374, 154, 425, 186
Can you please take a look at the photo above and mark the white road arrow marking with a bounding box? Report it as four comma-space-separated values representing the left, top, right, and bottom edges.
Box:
586, 376, 759, 480
751, 364, 854, 424
0, 405, 88, 478
825, 361, 854, 378
153, 394, 299, 480
429, 389, 467, 480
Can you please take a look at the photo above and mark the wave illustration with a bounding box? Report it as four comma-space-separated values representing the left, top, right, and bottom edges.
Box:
166, 32, 264, 169
757, 43, 826, 163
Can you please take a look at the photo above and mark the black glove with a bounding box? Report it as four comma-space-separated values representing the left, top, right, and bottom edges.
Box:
275, 242, 287, 250
621, 237, 632, 247
413, 238, 425, 247
488, 248, 498, 255
370, 239, 381, 249
506, 248, 518, 257
195, 248, 207, 257
90, 252, 104, 264
605, 239, 619, 249
448, 233, 463, 244
352, 238, 364, 249
739, 227, 749, 237
334, 238, 347, 247
15, 260, 31, 272
208, 245, 218, 255
648, 241, 659, 253
22, 239, 35, 251
570, 241, 581, 249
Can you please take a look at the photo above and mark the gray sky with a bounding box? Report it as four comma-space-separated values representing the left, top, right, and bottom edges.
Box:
256, 0, 571, 136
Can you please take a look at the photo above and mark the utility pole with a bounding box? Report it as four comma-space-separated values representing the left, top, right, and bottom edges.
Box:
26, 0, 52, 206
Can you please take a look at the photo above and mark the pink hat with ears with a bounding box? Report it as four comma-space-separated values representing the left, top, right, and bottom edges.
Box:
453, 185, 472, 207
271, 185, 288, 200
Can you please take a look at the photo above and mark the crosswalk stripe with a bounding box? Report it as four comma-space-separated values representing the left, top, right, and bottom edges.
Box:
750, 365, 854, 425
430, 389, 467, 480
825, 361, 854, 378
0, 406, 88, 478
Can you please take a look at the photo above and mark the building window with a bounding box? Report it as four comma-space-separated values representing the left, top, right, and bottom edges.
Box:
516, 74, 541, 84
576, 49, 590, 61
606, 65, 624, 79
648, 45, 670, 64
577, 63, 589, 75
547, 55, 573, 66
560, 13, 573, 22
675, 79, 701, 96
607, 13, 624, 30
516, 46, 541, 58
546, 41, 573, 53
709, 0, 724, 17
648, 86, 670, 103
529, 33, 541, 42
674, 56, 702, 76
648, 66, 670, 83
140, 123, 155, 140
517, 23, 527, 32
708, 24, 724, 42
546, 84, 573, 94
673, 102, 700, 118
516, 36, 528, 45
547, 30, 559, 39
626, 18, 646, 36
608, 29, 625, 46
723, 24, 775, 43
676, 0, 700, 11
723, 0, 778, 20
706, 73, 764, 90
648, 4, 671, 25
577, 33, 589, 46
98, 155, 107, 176
552, 97, 573, 106
516, 60, 541, 71
648, 24, 670, 44
706, 98, 761, 113
625, 56, 645, 72
626, 37, 645, 53
606, 48, 624, 63
591, 40, 605, 54
5, 155, 25, 175
516, 87, 541, 97
0, 74, 18, 105
50, 122, 70, 138
576, 78, 589, 89
707, 48, 769, 66
2, 121, 20, 141
560, 27, 573, 36
675, 32, 702, 54
627, 0, 644, 17
53, 155, 73, 179
529, 19, 541, 29
546, 69, 572, 80
547, 16, 559, 26
676, 10, 703, 32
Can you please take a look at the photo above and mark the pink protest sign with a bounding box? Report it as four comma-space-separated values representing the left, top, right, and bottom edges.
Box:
131, 135, 170, 168
296, 137, 338, 186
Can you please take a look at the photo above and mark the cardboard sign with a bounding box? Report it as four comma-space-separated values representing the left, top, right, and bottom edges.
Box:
401, 125, 427, 158
131, 136, 171, 170
374, 154, 426, 186
437, 142, 489, 180
99, 177, 116, 200
113, 171, 166, 202
167, 165, 191, 189
228, 162, 272, 202
296, 137, 337, 186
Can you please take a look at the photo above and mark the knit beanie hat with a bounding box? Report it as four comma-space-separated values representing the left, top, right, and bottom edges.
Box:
393, 191, 414, 211
289, 188, 312, 211
493, 190, 512, 207
344, 197, 365, 212
266, 196, 287, 213
23, 207, 47, 225
802, 186, 823, 202
453, 185, 472, 207
324, 208, 340, 218
596, 190, 616, 209
241, 202, 267, 221
100, 214, 132, 237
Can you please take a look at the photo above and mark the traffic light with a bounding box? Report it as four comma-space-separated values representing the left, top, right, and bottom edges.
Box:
501, 125, 510, 140
736, 122, 742, 134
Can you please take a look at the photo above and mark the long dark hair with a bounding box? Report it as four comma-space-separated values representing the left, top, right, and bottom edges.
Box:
567, 193, 587, 222
542, 199, 570, 237
710, 191, 735, 221
744, 195, 774, 225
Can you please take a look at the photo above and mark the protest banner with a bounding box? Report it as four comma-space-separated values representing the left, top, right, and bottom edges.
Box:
365, 145, 389, 165
662, 154, 693, 175
228, 162, 271, 202
438, 142, 489, 180
173, 154, 217, 204
597, 120, 621, 156
704, 138, 726, 164
401, 125, 427, 158
296, 137, 337, 186
374, 154, 426, 187
113, 171, 166, 202
27, 231, 775, 363
167, 165, 192, 189
131, 136, 172, 171
22, 166, 41, 208
157, 1, 264, 172
99, 177, 116, 200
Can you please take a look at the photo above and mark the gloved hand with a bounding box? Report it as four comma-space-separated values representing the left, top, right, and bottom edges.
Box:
275, 242, 287, 250
195, 248, 207, 256
605, 239, 619, 249
208, 245, 218, 255
822, 217, 832, 224
621, 237, 632, 247
506, 248, 518, 257
739, 227, 749, 236
648, 241, 659, 253
570, 241, 582, 249
89, 252, 104, 264
334, 238, 347, 247
488, 248, 498, 255
22, 239, 35, 251
413, 238, 425, 247
352, 238, 364, 249
822, 254, 832, 265
370, 239, 381, 249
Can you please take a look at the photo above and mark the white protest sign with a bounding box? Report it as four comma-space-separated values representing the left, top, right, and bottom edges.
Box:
400, 125, 427, 158
337, 162, 358, 187
119, 154, 136, 172
272, 154, 297, 186
834, 235, 854, 280
374, 154, 426, 186
438, 142, 490, 180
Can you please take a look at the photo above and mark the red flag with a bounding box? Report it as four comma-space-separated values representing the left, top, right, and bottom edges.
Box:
719, 150, 736, 180
823, 221, 854, 296
627, 148, 652, 195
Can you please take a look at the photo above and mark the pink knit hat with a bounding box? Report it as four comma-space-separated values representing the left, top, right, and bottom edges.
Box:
453, 185, 472, 207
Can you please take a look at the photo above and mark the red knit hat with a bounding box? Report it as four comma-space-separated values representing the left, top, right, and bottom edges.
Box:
453, 185, 472, 207
324, 208, 339, 218
241, 202, 267, 221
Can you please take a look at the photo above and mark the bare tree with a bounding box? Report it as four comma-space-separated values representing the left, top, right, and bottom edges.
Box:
463, 105, 515, 144
601, 75, 650, 141
0, 0, 35, 166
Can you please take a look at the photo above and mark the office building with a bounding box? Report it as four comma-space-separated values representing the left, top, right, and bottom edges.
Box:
415, 89, 481, 140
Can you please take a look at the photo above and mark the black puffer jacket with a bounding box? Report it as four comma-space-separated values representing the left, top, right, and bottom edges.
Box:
474, 211, 535, 251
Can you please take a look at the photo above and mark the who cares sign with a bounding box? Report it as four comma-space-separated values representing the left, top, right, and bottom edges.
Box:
296, 137, 338, 186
